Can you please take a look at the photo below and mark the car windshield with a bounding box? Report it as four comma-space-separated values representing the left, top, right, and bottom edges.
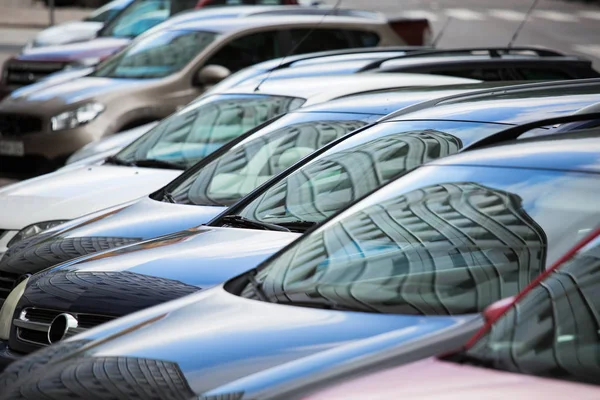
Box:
100, 0, 170, 38
168, 112, 373, 206
114, 94, 305, 169
234, 120, 507, 230
461, 234, 600, 385
93, 29, 216, 79
85, 0, 132, 23
241, 165, 600, 315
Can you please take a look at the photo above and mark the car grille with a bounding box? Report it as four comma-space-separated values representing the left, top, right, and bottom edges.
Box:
0, 271, 19, 304
0, 112, 43, 136
4, 61, 66, 86
14, 307, 115, 347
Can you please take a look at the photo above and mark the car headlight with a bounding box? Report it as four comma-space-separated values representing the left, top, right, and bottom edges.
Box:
0, 277, 29, 340
51, 103, 105, 131
7, 220, 69, 248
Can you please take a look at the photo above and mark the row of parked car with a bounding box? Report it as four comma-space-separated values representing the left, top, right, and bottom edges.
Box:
0, 0, 599, 398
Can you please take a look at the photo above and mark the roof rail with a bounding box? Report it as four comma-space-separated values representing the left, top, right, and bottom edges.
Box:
462, 111, 600, 151
382, 78, 600, 121
357, 46, 568, 72
253, 8, 384, 20
268, 46, 432, 71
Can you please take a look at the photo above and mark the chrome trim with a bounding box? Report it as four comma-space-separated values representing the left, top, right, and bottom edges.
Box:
13, 319, 48, 332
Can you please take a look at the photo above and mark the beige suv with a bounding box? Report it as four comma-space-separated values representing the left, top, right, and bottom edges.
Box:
0, 14, 410, 178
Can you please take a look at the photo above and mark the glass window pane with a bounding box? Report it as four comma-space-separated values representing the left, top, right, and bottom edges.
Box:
289, 28, 351, 55
206, 31, 280, 73
103, 0, 170, 38
252, 166, 600, 316
465, 238, 600, 385
170, 112, 372, 205
117, 94, 304, 168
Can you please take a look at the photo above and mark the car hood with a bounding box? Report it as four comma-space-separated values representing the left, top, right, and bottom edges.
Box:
28, 21, 104, 48
51, 196, 226, 241
47, 287, 472, 396
14, 37, 129, 63
303, 357, 600, 400
32, 226, 298, 291
2, 76, 154, 109
0, 165, 180, 230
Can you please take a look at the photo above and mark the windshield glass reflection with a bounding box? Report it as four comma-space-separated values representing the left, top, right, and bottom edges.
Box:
169, 112, 372, 206
462, 236, 600, 385
244, 166, 600, 315
236, 120, 505, 228
115, 94, 305, 169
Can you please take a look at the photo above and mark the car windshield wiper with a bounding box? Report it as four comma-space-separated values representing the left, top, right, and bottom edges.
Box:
245, 273, 271, 303
132, 158, 186, 170
220, 215, 291, 232
275, 220, 318, 232
105, 155, 134, 166
162, 189, 177, 204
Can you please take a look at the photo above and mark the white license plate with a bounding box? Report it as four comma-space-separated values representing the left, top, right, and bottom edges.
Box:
0, 140, 24, 156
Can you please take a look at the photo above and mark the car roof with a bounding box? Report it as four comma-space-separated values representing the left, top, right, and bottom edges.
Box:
223, 73, 480, 105
431, 130, 600, 174
172, 14, 387, 34
386, 79, 600, 125
297, 82, 523, 115
376, 55, 591, 71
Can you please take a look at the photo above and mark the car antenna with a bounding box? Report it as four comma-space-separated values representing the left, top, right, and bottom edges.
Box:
254, 0, 342, 92
508, 0, 540, 48
432, 16, 452, 47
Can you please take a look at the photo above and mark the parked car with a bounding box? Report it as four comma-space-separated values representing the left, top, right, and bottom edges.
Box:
298, 225, 600, 400
63, 45, 600, 162
0, 4, 430, 96
210, 46, 600, 95
1, 126, 599, 396
1, 80, 599, 367
23, 0, 134, 51
0, 73, 473, 257
0, 13, 421, 178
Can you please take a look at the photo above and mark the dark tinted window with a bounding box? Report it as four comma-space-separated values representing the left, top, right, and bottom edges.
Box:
517, 68, 572, 80
465, 236, 600, 385
243, 165, 600, 315
289, 28, 352, 55
206, 31, 280, 72
433, 68, 511, 81
348, 30, 380, 47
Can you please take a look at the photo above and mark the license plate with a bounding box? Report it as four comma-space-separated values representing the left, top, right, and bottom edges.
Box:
0, 140, 24, 156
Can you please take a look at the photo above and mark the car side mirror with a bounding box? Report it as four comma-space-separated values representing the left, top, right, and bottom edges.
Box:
482, 296, 515, 324
195, 65, 231, 87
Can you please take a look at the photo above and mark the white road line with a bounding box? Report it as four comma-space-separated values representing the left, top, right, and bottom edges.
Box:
401, 10, 440, 22
578, 11, 600, 21
444, 8, 486, 21
488, 9, 526, 22
533, 10, 579, 22
573, 45, 600, 59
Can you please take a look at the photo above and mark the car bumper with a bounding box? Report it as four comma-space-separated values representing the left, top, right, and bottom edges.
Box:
0, 125, 99, 177
0, 340, 23, 371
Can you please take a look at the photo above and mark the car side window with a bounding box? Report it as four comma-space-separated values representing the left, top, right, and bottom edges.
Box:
517, 68, 573, 80
346, 30, 380, 47
288, 28, 353, 55
205, 30, 281, 73
467, 243, 600, 385
433, 68, 510, 81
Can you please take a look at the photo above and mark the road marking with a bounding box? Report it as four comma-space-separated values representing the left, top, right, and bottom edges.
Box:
579, 11, 600, 20
488, 9, 526, 22
533, 10, 578, 22
444, 8, 485, 21
401, 10, 440, 22
573, 45, 600, 59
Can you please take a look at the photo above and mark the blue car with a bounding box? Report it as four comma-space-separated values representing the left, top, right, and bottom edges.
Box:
2, 125, 600, 399
1, 79, 600, 367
